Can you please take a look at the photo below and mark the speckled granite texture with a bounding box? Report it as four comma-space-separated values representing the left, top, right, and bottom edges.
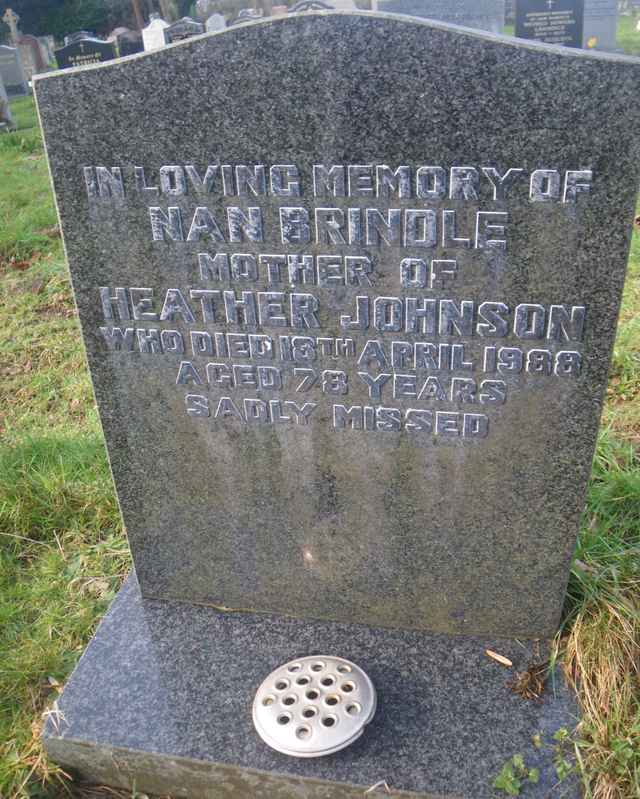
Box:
34, 14, 640, 638
44, 574, 579, 798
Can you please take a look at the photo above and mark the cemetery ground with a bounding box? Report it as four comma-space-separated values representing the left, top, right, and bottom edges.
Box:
0, 86, 639, 799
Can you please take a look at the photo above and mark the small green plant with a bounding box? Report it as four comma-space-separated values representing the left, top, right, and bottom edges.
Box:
493, 754, 540, 796
550, 728, 575, 784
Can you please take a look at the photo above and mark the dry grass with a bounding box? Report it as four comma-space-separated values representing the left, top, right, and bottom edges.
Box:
563, 602, 640, 799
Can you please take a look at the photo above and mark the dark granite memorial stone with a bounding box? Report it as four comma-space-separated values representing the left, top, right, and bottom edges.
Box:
43, 573, 580, 799
34, 13, 640, 796
55, 38, 116, 69
164, 16, 205, 42
516, 0, 585, 47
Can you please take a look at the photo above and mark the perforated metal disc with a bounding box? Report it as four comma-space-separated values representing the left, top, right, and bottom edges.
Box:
252, 656, 377, 757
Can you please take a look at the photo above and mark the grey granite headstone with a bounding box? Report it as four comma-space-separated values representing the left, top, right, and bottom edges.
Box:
35, 13, 640, 797
376, 0, 505, 34
583, 0, 619, 50
35, 12, 640, 641
0, 44, 28, 96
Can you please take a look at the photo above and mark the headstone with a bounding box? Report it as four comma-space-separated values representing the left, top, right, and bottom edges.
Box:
582, 0, 619, 49
516, 0, 585, 47
505, 0, 516, 23
64, 31, 95, 46
164, 16, 205, 43
289, 0, 334, 10
2, 7, 20, 44
142, 15, 170, 51
376, 0, 505, 34
54, 37, 117, 69
205, 13, 227, 32
17, 34, 48, 79
117, 30, 144, 57
230, 8, 265, 23
0, 72, 14, 130
0, 44, 29, 96
38, 35, 56, 65
35, 13, 640, 798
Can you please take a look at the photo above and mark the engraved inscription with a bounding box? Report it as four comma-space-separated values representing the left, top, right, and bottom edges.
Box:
85, 162, 593, 443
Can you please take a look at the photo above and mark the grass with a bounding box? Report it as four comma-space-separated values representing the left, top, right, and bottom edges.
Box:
0, 95, 128, 799
1, 36, 640, 796
616, 15, 640, 56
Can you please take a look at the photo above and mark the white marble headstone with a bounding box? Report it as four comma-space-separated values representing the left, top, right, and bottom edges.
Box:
205, 13, 226, 32
142, 17, 170, 51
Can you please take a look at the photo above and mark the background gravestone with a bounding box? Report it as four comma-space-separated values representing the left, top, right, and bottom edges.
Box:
582, 0, 619, 49
35, 12, 640, 798
116, 29, 145, 57
0, 72, 14, 130
0, 45, 29, 96
516, 0, 585, 47
164, 16, 205, 42
64, 31, 95, 45
142, 15, 170, 50
205, 13, 227, 31
37, 35, 56, 66
376, 0, 505, 33
17, 33, 48, 79
54, 37, 116, 70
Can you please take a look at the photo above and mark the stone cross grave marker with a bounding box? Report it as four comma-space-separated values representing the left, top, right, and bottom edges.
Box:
35, 12, 640, 798
2, 8, 19, 44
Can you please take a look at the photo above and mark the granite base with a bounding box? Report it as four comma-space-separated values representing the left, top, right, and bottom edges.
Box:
43, 575, 580, 798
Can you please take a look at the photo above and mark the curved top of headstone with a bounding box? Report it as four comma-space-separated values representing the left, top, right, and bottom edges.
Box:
165, 16, 205, 31
64, 31, 96, 45
36, 10, 640, 74
289, 0, 335, 11
34, 11, 640, 638
229, 8, 264, 24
